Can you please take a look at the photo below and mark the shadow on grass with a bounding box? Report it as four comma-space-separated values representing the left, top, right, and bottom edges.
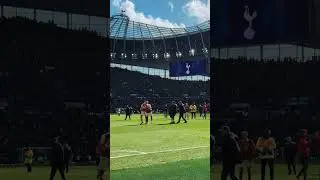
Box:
124, 124, 142, 127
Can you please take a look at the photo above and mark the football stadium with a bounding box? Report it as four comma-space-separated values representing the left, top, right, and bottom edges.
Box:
0, 2, 108, 180
211, 0, 320, 180
109, 11, 210, 180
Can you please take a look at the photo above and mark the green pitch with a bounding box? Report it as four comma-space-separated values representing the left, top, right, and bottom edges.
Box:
110, 113, 210, 180
212, 163, 320, 180
0, 166, 97, 180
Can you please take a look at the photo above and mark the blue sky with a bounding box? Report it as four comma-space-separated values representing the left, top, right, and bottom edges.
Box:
110, 0, 210, 28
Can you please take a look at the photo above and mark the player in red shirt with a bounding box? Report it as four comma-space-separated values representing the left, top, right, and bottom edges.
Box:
238, 131, 255, 180
97, 132, 109, 180
296, 129, 310, 180
313, 131, 320, 157
149, 102, 153, 122
140, 101, 147, 125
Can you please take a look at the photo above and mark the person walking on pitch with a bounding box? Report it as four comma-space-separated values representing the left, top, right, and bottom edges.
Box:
296, 129, 310, 180
169, 101, 177, 124
220, 126, 240, 180
24, 145, 33, 174
177, 101, 187, 124
238, 131, 255, 180
256, 129, 276, 180
284, 136, 296, 175
49, 137, 66, 180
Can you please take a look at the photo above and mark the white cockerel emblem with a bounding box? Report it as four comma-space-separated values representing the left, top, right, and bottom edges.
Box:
185, 63, 191, 75
244, 5, 257, 40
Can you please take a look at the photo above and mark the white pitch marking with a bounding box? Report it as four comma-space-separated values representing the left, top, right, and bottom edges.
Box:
111, 146, 209, 159
112, 150, 144, 154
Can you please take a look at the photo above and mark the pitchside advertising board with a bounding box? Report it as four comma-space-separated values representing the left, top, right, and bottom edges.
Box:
169, 59, 208, 77
211, 0, 310, 47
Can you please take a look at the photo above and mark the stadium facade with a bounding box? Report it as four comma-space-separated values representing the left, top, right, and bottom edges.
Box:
0, 4, 107, 36
109, 13, 210, 81
0, 0, 107, 17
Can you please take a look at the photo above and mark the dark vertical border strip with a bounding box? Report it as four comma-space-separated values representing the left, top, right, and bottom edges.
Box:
106, 0, 110, 179
210, 1, 214, 179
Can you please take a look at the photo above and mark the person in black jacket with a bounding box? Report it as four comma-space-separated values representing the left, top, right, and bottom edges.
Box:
211, 135, 216, 165
63, 141, 73, 173
220, 126, 240, 180
125, 105, 132, 120
211, 135, 216, 151
177, 101, 187, 124
168, 101, 177, 124
284, 136, 296, 175
164, 104, 168, 118
199, 105, 203, 117
49, 136, 66, 180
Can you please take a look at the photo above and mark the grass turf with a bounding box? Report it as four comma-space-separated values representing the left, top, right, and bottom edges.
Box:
2, 163, 319, 180
110, 113, 210, 180
212, 163, 320, 180
0, 166, 97, 180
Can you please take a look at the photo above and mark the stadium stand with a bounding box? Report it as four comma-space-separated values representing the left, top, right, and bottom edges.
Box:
211, 57, 320, 160
0, 16, 106, 164
110, 67, 209, 111
109, 13, 210, 113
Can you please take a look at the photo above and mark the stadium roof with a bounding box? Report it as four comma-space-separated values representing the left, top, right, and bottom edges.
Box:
110, 13, 210, 40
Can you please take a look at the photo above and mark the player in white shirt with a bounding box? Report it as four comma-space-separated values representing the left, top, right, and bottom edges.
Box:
145, 101, 153, 124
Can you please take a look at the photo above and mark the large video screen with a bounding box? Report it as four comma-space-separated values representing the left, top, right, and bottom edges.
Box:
169, 59, 207, 77
211, 0, 309, 47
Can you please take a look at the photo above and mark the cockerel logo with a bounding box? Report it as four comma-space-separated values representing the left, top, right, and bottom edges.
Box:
243, 5, 257, 40
185, 63, 191, 75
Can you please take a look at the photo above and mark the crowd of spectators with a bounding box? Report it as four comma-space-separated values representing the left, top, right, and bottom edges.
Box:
110, 67, 209, 112
0, 17, 107, 163
211, 57, 320, 159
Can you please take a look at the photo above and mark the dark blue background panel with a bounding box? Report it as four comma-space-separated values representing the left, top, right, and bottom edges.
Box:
211, 0, 309, 47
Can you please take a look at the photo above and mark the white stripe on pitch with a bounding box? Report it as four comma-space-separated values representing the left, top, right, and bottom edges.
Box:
113, 150, 143, 153
111, 146, 209, 159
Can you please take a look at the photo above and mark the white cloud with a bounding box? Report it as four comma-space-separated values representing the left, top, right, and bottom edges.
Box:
183, 0, 210, 23
112, 0, 122, 7
168, 2, 174, 12
118, 0, 185, 28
